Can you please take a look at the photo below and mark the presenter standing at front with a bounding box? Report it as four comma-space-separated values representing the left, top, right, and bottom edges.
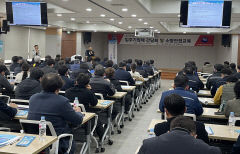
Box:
85, 46, 95, 62
32, 45, 40, 58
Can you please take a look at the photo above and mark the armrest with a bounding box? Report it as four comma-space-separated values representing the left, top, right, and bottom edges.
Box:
56, 134, 73, 154
0, 127, 10, 132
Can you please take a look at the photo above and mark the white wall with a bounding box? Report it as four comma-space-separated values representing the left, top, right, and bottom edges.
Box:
45, 29, 62, 58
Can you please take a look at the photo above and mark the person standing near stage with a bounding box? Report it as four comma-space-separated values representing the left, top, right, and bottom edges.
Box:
85, 46, 95, 62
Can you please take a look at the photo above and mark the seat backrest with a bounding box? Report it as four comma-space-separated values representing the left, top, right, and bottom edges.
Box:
119, 80, 129, 86
184, 113, 196, 121
59, 91, 65, 96
95, 93, 104, 100
11, 99, 29, 105
0, 95, 10, 104
20, 119, 57, 136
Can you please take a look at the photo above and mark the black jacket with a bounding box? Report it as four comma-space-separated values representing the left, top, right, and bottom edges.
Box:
60, 75, 74, 91
143, 65, 154, 76
0, 74, 14, 94
115, 68, 135, 86
234, 72, 240, 80
109, 77, 123, 92
15, 78, 42, 100
14, 66, 22, 75
138, 129, 221, 154
154, 117, 209, 143
65, 85, 98, 112
0, 100, 17, 118
186, 74, 204, 92
206, 72, 222, 90
232, 135, 240, 154
10, 63, 19, 72
136, 66, 148, 78
41, 66, 57, 74
89, 75, 115, 98
70, 69, 91, 80
211, 76, 229, 96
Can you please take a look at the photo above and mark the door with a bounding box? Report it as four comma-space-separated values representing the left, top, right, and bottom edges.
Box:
61, 32, 76, 59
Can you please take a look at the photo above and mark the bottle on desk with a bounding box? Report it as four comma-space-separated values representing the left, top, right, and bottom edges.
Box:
229, 112, 236, 132
74, 97, 79, 107
39, 116, 46, 141
10, 72, 14, 80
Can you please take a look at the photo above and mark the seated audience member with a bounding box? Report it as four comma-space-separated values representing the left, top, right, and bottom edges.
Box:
71, 63, 91, 80
115, 62, 135, 86
0, 65, 14, 95
86, 57, 93, 70
159, 75, 203, 116
41, 59, 57, 74
0, 99, 18, 118
65, 57, 71, 69
10, 56, 19, 72
214, 75, 238, 105
232, 135, 240, 154
89, 65, 115, 98
28, 73, 83, 154
70, 58, 80, 71
155, 94, 209, 143
15, 68, 44, 100
113, 64, 119, 70
183, 67, 204, 92
129, 63, 144, 81
54, 54, 61, 70
14, 59, 25, 75
206, 64, 224, 90
224, 61, 230, 68
0, 59, 10, 76
224, 81, 240, 117
143, 61, 154, 76
32, 56, 41, 68
105, 60, 114, 68
234, 65, 240, 79
138, 116, 221, 154
15, 63, 30, 84
100, 57, 108, 66
126, 59, 132, 71
149, 59, 157, 72
211, 68, 232, 96
230, 63, 237, 74
39, 55, 51, 68
65, 73, 104, 140
105, 67, 132, 113
188, 61, 198, 76
136, 60, 148, 78
202, 62, 213, 74
58, 65, 74, 91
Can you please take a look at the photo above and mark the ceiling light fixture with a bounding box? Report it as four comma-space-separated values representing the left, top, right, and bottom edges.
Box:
122, 8, 128, 12
70, 18, 75, 21
131, 14, 137, 17
183, 31, 186, 34
138, 18, 143, 21
118, 22, 123, 24
128, 26, 132, 29
144, 22, 148, 25
86, 21, 90, 23
150, 26, 154, 29
154, 29, 158, 32
86, 8, 92, 12
57, 14, 62, 17
157, 31, 160, 33
100, 14, 106, 17
114, 31, 117, 32
207, 32, 210, 34
110, 18, 115, 21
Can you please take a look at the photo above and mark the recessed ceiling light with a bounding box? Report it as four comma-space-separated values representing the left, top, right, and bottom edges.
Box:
183, 32, 186, 34
100, 14, 106, 17
106, 0, 112, 2
67, 31, 71, 34
94, 30, 97, 32
86, 21, 90, 23
70, 18, 75, 21
131, 14, 137, 17
118, 22, 123, 24
57, 14, 62, 17
207, 32, 210, 34
144, 22, 148, 25
154, 29, 158, 32
157, 31, 160, 33
110, 18, 115, 21
114, 31, 117, 32
150, 26, 154, 29
62, 0, 68, 2
122, 8, 128, 12
138, 18, 143, 21
86, 8, 92, 12
128, 26, 132, 29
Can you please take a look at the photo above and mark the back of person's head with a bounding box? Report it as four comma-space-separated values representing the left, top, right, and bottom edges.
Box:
164, 94, 186, 116
170, 116, 196, 135
56, 54, 61, 58
188, 61, 196, 67
145, 60, 150, 66
136, 60, 143, 66
221, 68, 232, 76
127, 59, 132, 64
119, 62, 127, 68
183, 67, 193, 75
55, 56, 60, 62
0, 64, 6, 73
103, 57, 108, 62
131, 63, 137, 72
238, 65, 240, 70
184, 62, 192, 68
230, 63, 236, 70
45, 55, 51, 60
41, 73, 63, 92
21, 63, 30, 81
12, 56, 19, 63
47, 59, 55, 66
58, 65, 68, 76
65, 57, 71, 64
105, 60, 114, 68
105, 67, 115, 78
80, 63, 89, 70
150, 59, 154, 65
234, 81, 240, 99
224, 61, 230, 66
204, 62, 210, 65
77, 73, 90, 87
174, 75, 189, 88
226, 75, 238, 83
34, 56, 41, 63
135, 59, 139, 63
75, 55, 82, 61
58, 60, 65, 66
214, 64, 224, 72
113, 64, 119, 70
30, 67, 44, 81
94, 64, 105, 76
94, 57, 101, 62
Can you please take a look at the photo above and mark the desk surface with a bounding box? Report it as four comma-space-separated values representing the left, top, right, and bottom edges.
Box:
198, 90, 211, 97
121, 86, 136, 91
198, 97, 215, 106
0, 131, 57, 154
135, 81, 143, 86
144, 78, 149, 82
94, 100, 115, 109
108, 92, 127, 99
201, 107, 227, 119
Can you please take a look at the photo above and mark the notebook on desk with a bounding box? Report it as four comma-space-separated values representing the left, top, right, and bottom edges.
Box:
16, 110, 28, 116
0, 134, 21, 147
100, 101, 112, 106
205, 126, 214, 135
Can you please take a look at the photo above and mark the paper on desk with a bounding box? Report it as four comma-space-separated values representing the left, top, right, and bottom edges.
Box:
235, 130, 240, 133
205, 126, 214, 135
100, 101, 112, 106
16, 110, 28, 116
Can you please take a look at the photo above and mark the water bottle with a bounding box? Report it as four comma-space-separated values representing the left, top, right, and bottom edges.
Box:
39, 116, 46, 141
73, 97, 79, 107
10, 72, 13, 81
229, 112, 236, 132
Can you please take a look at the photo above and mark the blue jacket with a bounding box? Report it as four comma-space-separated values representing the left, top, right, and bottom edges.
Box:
186, 74, 204, 92
159, 87, 203, 116
115, 68, 135, 86
70, 64, 80, 71
60, 75, 74, 91
28, 92, 83, 135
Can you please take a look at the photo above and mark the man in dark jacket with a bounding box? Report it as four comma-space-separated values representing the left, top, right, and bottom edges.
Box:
155, 94, 209, 143
65, 73, 104, 140
211, 68, 232, 96
58, 65, 74, 91
143, 61, 154, 76
136, 60, 148, 78
89, 65, 115, 98
41, 59, 57, 74
138, 116, 221, 154
115, 62, 135, 86
70, 63, 91, 80
232, 135, 240, 154
15, 68, 44, 100
0, 65, 14, 95
126, 59, 132, 71
206, 64, 224, 90
10, 56, 19, 72
183, 67, 204, 92
28, 73, 83, 154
